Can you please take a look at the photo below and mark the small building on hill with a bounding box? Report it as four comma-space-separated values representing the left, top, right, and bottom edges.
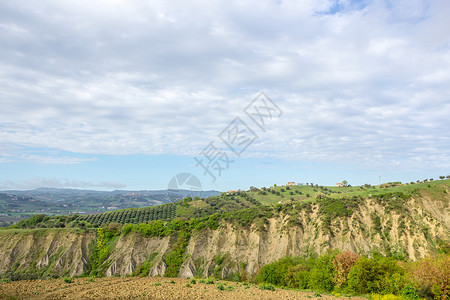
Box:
336, 182, 344, 187
286, 182, 295, 186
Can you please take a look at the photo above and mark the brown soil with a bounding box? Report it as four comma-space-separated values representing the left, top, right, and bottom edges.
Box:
0, 277, 365, 300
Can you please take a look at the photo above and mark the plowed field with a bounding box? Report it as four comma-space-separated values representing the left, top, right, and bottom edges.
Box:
0, 277, 364, 299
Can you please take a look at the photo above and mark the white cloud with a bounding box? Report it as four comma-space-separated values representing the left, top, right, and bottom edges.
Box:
0, 0, 449, 173
18, 154, 97, 164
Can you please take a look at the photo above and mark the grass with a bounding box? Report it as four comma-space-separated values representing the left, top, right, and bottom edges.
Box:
247, 185, 319, 206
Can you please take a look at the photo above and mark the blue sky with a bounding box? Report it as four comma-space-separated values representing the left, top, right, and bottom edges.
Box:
1, 0, 449, 191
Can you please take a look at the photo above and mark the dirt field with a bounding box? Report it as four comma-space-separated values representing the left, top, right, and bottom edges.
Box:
0, 277, 365, 300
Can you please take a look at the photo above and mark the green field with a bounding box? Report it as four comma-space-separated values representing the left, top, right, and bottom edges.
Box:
246, 179, 450, 206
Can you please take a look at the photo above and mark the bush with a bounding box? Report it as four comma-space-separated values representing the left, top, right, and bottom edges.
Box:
347, 256, 405, 295
11, 214, 47, 229
309, 251, 337, 292
256, 256, 304, 286
284, 264, 310, 289
259, 284, 275, 291
401, 284, 419, 300
315, 193, 325, 200
347, 257, 379, 294
410, 254, 450, 300
63, 277, 73, 283
333, 251, 360, 289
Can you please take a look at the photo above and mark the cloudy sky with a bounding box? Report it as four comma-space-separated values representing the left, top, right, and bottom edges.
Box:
1, 0, 449, 191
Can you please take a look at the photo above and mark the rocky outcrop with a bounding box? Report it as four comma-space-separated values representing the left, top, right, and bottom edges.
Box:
0, 229, 94, 278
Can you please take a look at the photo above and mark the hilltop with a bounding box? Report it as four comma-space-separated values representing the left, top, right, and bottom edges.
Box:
245, 179, 450, 205
8, 179, 449, 232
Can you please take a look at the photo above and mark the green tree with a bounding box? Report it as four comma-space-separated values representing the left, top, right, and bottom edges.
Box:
347, 256, 405, 295
309, 251, 337, 292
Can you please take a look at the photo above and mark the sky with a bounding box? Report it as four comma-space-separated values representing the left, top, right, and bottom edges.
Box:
1, 0, 449, 192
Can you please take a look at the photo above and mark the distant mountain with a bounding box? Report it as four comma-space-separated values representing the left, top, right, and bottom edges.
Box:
1, 188, 221, 201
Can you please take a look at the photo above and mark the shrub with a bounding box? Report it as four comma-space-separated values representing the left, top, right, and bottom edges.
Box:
401, 284, 419, 300
309, 251, 337, 292
315, 192, 325, 200
284, 264, 310, 289
11, 214, 47, 229
107, 222, 122, 233
256, 256, 304, 286
63, 277, 73, 283
194, 222, 206, 231
259, 284, 275, 291
333, 251, 360, 289
347, 256, 405, 295
225, 285, 233, 291
409, 254, 450, 300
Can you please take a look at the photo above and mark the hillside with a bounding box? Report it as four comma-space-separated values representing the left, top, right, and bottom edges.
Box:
0, 180, 449, 282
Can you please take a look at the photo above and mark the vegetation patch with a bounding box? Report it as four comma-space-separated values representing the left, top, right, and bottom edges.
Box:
88, 224, 120, 276
255, 250, 450, 300
133, 252, 159, 277
164, 226, 190, 277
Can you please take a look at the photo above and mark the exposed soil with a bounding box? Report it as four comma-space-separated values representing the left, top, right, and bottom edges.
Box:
0, 277, 365, 300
